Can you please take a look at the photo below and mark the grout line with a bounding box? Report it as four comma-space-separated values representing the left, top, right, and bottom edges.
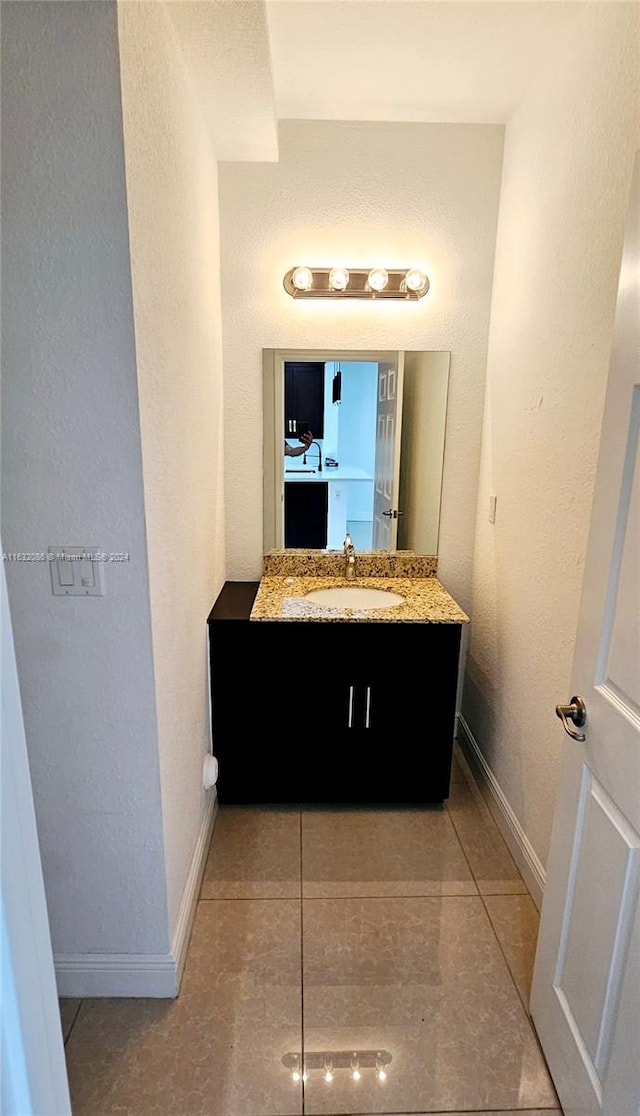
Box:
298, 891, 479, 901
476, 895, 561, 1107
445, 797, 483, 893
447, 781, 540, 1020
447, 773, 528, 878
64, 999, 83, 1047
445, 779, 560, 1101
278, 1107, 562, 1115
198, 894, 301, 902
479, 891, 532, 1016
198, 886, 533, 901
445, 768, 529, 894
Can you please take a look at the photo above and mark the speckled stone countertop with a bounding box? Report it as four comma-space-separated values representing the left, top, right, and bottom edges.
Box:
252, 552, 469, 624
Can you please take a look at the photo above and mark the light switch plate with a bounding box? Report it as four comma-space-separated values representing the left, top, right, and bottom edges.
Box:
49, 547, 104, 596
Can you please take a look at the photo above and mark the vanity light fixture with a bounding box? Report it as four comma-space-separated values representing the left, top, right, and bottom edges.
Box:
283, 265, 430, 300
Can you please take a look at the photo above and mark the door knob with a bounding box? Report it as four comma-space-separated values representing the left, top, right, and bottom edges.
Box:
555, 695, 587, 742
382, 509, 404, 518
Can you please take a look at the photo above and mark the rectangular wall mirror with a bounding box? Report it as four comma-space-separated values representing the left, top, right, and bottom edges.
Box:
263, 349, 450, 553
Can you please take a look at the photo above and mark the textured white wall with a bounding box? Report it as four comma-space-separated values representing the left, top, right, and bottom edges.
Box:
462, 2, 640, 869
1, 1, 169, 954
220, 120, 504, 611
117, 1, 226, 938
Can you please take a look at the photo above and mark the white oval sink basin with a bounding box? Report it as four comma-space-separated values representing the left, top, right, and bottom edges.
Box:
304, 586, 405, 609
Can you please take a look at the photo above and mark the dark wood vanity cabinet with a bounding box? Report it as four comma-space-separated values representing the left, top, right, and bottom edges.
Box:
284, 361, 325, 439
207, 583, 462, 805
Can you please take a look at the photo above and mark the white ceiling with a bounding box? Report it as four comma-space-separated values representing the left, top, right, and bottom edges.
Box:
166, 0, 279, 161
167, 0, 583, 159
266, 1, 581, 124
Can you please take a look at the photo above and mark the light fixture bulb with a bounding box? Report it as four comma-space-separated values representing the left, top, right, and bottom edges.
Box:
352, 1069, 361, 1081
367, 267, 389, 292
404, 267, 428, 292
329, 267, 350, 291
323, 1059, 334, 1083
292, 266, 313, 291
292, 1070, 300, 1082
377, 1068, 387, 1082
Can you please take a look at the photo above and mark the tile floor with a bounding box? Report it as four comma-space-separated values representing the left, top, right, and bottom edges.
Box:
62, 745, 562, 1116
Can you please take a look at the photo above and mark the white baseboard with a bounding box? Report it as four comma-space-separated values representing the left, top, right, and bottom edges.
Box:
55, 790, 218, 998
170, 789, 217, 987
54, 952, 178, 998
456, 714, 546, 909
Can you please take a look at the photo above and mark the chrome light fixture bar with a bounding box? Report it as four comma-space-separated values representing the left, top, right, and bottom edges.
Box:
284, 266, 429, 300
282, 1049, 392, 1081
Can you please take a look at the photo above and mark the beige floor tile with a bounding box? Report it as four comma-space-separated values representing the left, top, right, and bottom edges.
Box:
484, 892, 541, 1009
65, 900, 303, 1116
200, 805, 301, 898
446, 779, 528, 894
301, 895, 558, 1114
301, 806, 477, 897
59, 998, 81, 1043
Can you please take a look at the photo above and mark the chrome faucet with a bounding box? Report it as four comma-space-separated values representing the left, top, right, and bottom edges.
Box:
343, 533, 356, 580
303, 440, 323, 472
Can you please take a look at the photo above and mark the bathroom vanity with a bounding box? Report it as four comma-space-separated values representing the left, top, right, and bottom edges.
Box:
207, 552, 469, 806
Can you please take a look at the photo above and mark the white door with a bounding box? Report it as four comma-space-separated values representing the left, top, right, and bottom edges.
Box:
373, 353, 405, 549
530, 153, 640, 1116
1, 560, 72, 1116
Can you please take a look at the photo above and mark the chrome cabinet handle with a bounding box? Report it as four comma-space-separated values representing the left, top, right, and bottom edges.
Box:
347, 685, 354, 728
555, 695, 587, 742
365, 686, 371, 728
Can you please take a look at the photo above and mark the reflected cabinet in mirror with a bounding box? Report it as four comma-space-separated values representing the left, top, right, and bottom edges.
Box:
263, 349, 450, 553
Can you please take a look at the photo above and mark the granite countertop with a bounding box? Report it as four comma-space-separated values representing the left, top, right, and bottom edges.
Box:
251, 551, 469, 624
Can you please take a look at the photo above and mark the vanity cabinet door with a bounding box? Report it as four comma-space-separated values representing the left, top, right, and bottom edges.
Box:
284, 361, 325, 439
295, 621, 462, 804
362, 622, 462, 803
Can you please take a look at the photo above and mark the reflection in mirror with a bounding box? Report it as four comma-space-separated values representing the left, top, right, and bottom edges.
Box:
263, 349, 450, 554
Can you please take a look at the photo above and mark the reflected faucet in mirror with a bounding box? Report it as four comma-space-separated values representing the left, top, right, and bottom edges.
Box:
263, 349, 451, 555
305, 439, 323, 472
